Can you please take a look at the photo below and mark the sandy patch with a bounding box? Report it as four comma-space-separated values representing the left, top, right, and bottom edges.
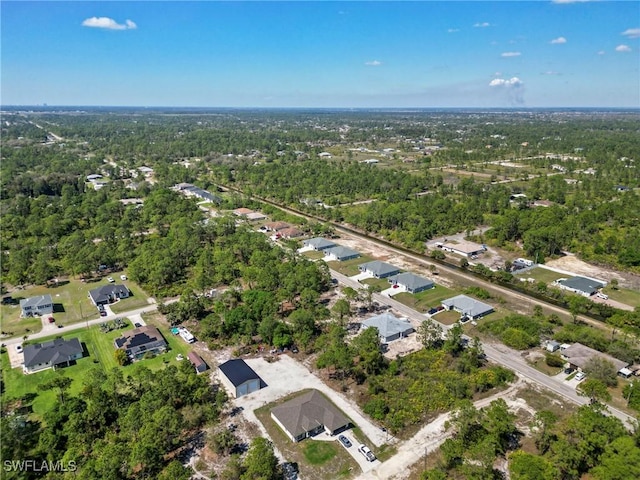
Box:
545, 254, 640, 290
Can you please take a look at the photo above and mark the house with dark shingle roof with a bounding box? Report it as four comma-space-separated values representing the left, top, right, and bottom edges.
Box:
20, 295, 54, 317
358, 260, 401, 279
188, 351, 208, 374
218, 359, 266, 398
388, 272, 434, 294
270, 390, 350, 442
561, 342, 628, 372
23, 338, 84, 373
114, 325, 167, 361
88, 284, 130, 307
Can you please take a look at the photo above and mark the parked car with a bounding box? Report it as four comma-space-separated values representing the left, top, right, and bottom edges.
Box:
564, 367, 574, 375
575, 371, 586, 381
15, 344, 23, 353
338, 435, 352, 448
358, 444, 376, 462
107, 276, 115, 283
48, 316, 55, 323
100, 310, 107, 317
120, 274, 128, 281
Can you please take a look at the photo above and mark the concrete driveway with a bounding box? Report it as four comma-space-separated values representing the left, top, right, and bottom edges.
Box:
351, 272, 373, 282
233, 355, 391, 449
381, 285, 405, 297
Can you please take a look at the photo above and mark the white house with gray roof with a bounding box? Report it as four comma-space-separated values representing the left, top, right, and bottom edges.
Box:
324, 245, 360, 262
303, 237, 337, 251
388, 273, 434, 294
361, 313, 414, 343
358, 260, 401, 279
556, 276, 605, 297
20, 295, 54, 317
442, 295, 494, 320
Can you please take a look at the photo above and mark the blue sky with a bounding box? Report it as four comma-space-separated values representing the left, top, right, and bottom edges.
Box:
2, 1, 639, 107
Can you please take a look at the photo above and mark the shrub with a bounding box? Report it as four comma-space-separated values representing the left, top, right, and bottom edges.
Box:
545, 353, 564, 368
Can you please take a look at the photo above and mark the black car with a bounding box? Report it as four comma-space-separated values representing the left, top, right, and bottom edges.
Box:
338, 435, 352, 448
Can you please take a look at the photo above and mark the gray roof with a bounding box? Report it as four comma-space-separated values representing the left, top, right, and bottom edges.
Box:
562, 343, 627, 371
388, 272, 434, 291
303, 237, 336, 250
89, 284, 129, 304
20, 295, 53, 310
23, 338, 83, 368
442, 295, 494, 318
325, 245, 360, 260
362, 313, 414, 340
358, 260, 400, 277
559, 276, 605, 295
271, 390, 350, 438
219, 359, 263, 387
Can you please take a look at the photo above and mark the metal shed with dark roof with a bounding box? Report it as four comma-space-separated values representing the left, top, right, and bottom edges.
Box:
218, 359, 266, 398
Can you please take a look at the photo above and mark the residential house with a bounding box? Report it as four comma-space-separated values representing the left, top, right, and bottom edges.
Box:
361, 313, 414, 343
218, 359, 266, 398
114, 325, 168, 361
20, 295, 54, 317
23, 338, 84, 374
556, 276, 606, 297
324, 246, 360, 262
303, 238, 337, 251
561, 343, 628, 373
387, 272, 434, 294
246, 212, 267, 221
358, 260, 401, 279
279, 227, 304, 238
233, 208, 254, 217
270, 389, 350, 443
88, 284, 130, 307
442, 295, 494, 320
263, 221, 291, 232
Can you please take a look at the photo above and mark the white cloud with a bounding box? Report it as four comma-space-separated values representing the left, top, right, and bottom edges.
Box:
473, 22, 491, 28
597, 50, 606, 55
501, 51, 522, 57
542, 71, 562, 76
447, 28, 459, 33
621, 28, 640, 39
82, 17, 137, 30
365, 60, 382, 66
615, 44, 632, 52
550, 37, 567, 44
489, 77, 523, 87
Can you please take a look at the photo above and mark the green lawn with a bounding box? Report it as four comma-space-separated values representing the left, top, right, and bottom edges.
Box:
301, 250, 326, 260
514, 267, 564, 285
394, 285, 459, 313
303, 441, 337, 465
2, 317, 192, 418
0, 275, 151, 338
433, 310, 461, 325
602, 286, 640, 307
361, 277, 391, 291
327, 255, 373, 277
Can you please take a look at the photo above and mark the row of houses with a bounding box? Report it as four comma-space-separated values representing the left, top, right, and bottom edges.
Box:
22, 325, 207, 374
19, 283, 131, 318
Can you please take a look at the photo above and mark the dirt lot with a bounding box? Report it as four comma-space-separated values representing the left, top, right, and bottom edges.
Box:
546, 254, 640, 291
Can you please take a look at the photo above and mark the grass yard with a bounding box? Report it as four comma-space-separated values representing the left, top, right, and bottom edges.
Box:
602, 286, 640, 307
433, 310, 462, 325
303, 441, 337, 465
394, 285, 459, 313
514, 267, 564, 285
254, 389, 359, 479
327, 255, 373, 277
361, 277, 391, 291
0, 275, 151, 338
301, 250, 326, 260
2, 317, 191, 418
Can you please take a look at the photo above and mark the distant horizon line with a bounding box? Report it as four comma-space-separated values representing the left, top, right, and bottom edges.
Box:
2, 105, 639, 111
